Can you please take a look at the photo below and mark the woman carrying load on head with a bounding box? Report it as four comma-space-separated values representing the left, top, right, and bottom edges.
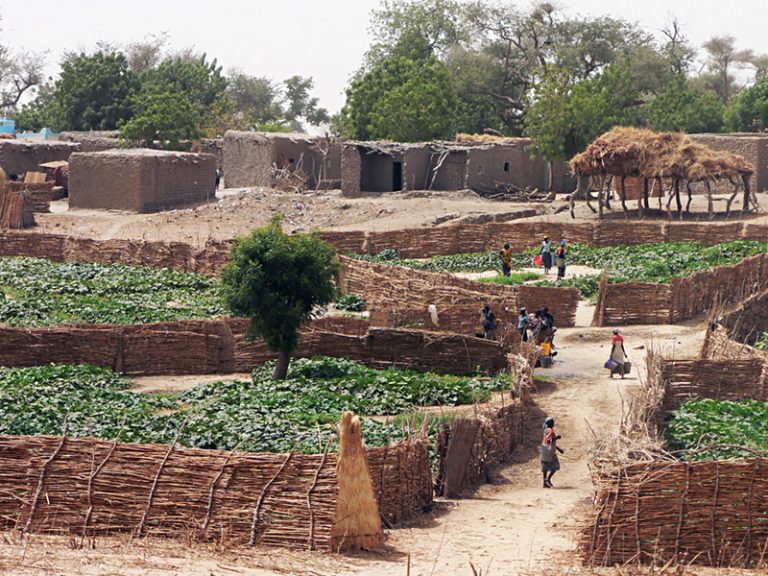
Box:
540, 237, 552, 275
608, 328, 628, 379
540, 416, 565, 488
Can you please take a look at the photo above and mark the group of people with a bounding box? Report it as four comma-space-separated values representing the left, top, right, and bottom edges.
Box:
517, 306, 557, 347
500, 237, 568, 282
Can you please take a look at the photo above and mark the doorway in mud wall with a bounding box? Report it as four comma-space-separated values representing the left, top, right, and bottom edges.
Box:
360, 152, 404, 192
392, 161, 402, 191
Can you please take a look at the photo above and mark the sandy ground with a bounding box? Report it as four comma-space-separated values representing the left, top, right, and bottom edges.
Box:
0, 319, 724, 576
32, 188, 768, 246
38, 188, 548, 246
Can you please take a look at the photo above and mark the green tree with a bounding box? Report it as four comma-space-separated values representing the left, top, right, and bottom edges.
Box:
221, 217, 339, 380
525, 62, 640, 186
51, 50, 137, 131
118, 91, 198, 150
645, 77, 725, 133
339, 52, 458, 141
725, 76, 768, 131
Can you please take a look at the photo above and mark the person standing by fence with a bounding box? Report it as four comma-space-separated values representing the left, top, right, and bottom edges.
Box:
540, 237, 552, 275
555, 240, 567, 281
540, 416, 564, 488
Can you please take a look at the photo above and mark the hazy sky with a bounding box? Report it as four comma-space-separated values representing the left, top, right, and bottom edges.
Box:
1, 0, 767, 114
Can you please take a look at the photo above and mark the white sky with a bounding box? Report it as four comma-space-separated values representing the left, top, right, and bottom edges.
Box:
1, 0, 767, 114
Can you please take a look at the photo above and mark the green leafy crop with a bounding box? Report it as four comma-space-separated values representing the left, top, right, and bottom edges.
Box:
0, 257, 225, 327
666, 399, 768, 460
0, 358, 508, 455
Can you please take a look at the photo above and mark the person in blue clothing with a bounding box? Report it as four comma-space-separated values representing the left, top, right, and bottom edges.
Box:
540, 237, 553, 275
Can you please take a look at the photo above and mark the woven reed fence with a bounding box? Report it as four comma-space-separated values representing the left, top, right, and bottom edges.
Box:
0, 411, 400, 551
592, 253, 768, 326
718, 287, 768, 346
0, 318, 509, 376
339, 256, 579, 330
0, 219, 764, 270
0, 412, 434, 550
3, 181, 63, 213
583, 458, 768, 568
435, 345, 538, 497
582, 339, 768, 568
0, 187, 35, 229
660, 358, 767, 412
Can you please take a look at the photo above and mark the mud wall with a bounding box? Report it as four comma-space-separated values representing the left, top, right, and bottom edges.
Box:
69, 150, 216, 212
59, 131, 121, 152
0, 140, 80, 177
690, 133, 768, 192
222, 131, 273, 188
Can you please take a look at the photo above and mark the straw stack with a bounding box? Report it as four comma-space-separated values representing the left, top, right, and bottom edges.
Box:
331, 411, 383, 551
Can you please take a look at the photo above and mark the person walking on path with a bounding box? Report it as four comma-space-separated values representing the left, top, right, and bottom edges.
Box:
555, 240, 567, 281
540, 237, 552, 275
540, 416, 564, 488
500, 243, 513, 277
607, 328, 628, 378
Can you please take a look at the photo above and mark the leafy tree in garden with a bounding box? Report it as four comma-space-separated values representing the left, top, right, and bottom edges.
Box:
725, 76, 768, 132
222, 217, 339, 380
645, 77, 725, 133
119, 91, 198, 150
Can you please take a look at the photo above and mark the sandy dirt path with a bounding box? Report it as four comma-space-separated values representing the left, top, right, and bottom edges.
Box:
0, 322, 707, 576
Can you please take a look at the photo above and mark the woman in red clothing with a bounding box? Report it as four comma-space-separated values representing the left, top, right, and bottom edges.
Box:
540, 416, 565, 488
608, 328, 628, 378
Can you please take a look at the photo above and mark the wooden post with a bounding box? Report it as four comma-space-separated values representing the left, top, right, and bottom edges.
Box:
643, 177, 650, 211
620, 175, 628, 216
706, 179, 714, 218
686, 181, 694, 213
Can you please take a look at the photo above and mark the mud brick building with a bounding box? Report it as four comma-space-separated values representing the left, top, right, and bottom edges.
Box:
0, 140, 80, 178
69, 149, 216, 213
222, 131, 341, 189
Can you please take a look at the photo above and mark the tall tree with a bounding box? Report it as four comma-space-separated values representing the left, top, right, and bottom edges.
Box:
701, 35, 752, 104
51, 50, 137, 131
725, 76, 768, 132
645, 77, 724, 133
0, 13, 45, 113
283, 75, 330, 128
221, 217, 339, 380
525, 62, 640, 184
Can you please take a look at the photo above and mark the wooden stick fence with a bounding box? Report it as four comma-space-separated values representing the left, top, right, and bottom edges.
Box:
0, 413, 434, 551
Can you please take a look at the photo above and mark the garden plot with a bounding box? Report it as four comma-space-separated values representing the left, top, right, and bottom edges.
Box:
0, 357, 509, 455
351, 239, 768, 301
0, 257, 224, 326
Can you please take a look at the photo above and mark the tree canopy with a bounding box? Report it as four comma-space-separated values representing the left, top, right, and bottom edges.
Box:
221, 217, 339, 380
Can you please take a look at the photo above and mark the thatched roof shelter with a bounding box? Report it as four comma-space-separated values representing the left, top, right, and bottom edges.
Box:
570, 127, 754, 182
563, 127, 758, 218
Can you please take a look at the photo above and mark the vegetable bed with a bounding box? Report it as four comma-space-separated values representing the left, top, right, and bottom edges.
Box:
0, 358, 507, 454
0, 257, 225, 327
353, 240, 768, 299
666, 398, 768, 460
